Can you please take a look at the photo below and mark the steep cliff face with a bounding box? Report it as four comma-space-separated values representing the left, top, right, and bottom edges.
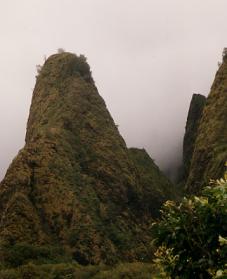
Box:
0, 52, 173, 266
182, 94, 206, 181
186, 56, 227, 193
129, 148, 175, 217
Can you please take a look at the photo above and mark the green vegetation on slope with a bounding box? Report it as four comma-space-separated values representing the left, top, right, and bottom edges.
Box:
129, 148, 175, 217
186, 54, 227, 193
0, 52, 174, 268
182, 94, 206, 181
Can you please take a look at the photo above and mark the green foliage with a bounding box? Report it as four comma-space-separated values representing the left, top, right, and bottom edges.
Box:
152, 178, 227, 278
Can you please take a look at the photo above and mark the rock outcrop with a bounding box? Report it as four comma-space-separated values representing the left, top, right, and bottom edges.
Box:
0, 52, 173, 266
186, 55, 227, 193
129, 148, 175, 217
182, 94, 206, 181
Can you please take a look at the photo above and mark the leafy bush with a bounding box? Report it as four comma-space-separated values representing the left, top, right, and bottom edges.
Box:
152, 178, 227, 278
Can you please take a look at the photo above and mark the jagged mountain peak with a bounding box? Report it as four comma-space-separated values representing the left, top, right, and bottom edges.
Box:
0, 52, 174, 266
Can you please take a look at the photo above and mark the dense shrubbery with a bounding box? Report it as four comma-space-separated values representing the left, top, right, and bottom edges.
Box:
152, 177, 227, 278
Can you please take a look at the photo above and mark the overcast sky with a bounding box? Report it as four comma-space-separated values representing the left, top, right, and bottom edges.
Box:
0, 0, 227, 180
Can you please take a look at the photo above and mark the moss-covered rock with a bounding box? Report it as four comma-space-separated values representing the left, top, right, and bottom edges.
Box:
0, 52, 173, 266
186, 56, 227, 193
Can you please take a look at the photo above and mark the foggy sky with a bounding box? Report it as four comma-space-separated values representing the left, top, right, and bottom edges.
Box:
0, 0, 227, 180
